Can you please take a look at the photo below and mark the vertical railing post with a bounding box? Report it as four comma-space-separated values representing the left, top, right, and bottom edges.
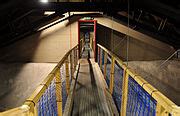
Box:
77, 46, 79, 60
34, 106, 38, 116
55, 67, 62, 116
70, 51, 74, 79
23, 102, 36, 116
65, 58, 70, 95
28, 105, 37, 116
110, 57, 115, 94
103, 52, 108, 79
100, 49, 102, 69
120, 68, 129, 116
90, 37, 92, 50
74, 49, 77, 71
156, 103, 168, 116
98, 46, 100, 64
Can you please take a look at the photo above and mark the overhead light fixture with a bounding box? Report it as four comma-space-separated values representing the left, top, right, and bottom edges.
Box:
40, 0, 48, 3
44, 11, 55, 16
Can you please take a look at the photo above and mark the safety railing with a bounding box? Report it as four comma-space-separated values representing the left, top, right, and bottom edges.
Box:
0, 45, 79, 116
97, 44, 180, 116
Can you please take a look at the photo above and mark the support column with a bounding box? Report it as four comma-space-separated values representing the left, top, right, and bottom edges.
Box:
120, 69, 129, 116
70, 51, 74, 79
65, 58, 70, 95
55, 67, 62, 116
74, 49, 77, 71
100, 49, 102, 69
103, 52, 108, 79
156, 103, 168, 116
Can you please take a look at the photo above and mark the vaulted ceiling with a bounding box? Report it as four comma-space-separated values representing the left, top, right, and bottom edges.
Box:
0, 0, 179, 49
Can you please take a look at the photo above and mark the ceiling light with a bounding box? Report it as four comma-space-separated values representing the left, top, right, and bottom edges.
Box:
40, 0, 48, 3
44, 11, 55, 16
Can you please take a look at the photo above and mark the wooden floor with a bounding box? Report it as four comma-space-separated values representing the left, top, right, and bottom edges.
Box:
71, 45, 111, 116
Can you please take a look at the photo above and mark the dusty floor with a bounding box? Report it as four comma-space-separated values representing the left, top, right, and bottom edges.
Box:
0, 63, 56, 111
128, 60, 180, 105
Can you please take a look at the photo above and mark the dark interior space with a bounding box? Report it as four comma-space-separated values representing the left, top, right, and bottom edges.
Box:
0, 0, 179, 115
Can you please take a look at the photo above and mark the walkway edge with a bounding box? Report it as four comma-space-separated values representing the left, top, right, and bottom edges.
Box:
93, 60, 119, 116
63, 61, 80, 116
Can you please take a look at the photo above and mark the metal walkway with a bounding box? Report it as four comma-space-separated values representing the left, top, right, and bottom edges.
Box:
71, 45, 111, 116
1, 44, 179, 116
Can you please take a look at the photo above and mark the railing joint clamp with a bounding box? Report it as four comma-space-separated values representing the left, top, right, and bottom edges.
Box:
49, 73, 55, 76
25, 100, 36, 107
56, 100, 62, 103
55, 82, 61, 84
142, 83, 149, 88
40, 84, 48, 89
151, 90, 158, 96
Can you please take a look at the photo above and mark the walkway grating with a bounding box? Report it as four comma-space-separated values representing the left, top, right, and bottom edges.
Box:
71, 45, 111, 116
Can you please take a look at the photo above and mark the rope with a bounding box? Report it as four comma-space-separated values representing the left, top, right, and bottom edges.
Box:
126, 0, 130, 66
158, 49, 180, 68
111, 17, 114, 52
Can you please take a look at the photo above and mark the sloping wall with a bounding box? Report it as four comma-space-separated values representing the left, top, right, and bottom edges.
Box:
0, 20, 78, 63
96, 17, 175, 61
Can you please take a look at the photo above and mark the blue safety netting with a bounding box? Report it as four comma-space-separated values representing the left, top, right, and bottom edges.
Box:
61, 64, 67, 113
100, 49, 104, 73
126, 76, 157, 116
105, 55, 111, 87
69, 63, 72, 86
37, 79, 57, 116
112, 62, 123, 112
97, 48, 100, 65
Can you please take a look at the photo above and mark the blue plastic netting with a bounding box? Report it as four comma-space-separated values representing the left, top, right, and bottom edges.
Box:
61, 64, 67, 113
37, 79, 57, 116
112, 62, 123, 112
126, 76, 157, 116
105, 55, 111, 87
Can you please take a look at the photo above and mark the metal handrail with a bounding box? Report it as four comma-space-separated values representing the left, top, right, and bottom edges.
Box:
97, 44, 180, 116
0, 45, 79, 116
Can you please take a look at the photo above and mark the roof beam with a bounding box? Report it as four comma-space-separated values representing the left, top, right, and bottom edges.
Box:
95, 17, 175, 52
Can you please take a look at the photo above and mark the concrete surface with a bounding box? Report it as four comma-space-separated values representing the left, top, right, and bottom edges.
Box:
0, 63, 56, 111
128, 60, 180, 105
95, 17, 174, 52
97, 23, 175, 61
0, 20, 78, 63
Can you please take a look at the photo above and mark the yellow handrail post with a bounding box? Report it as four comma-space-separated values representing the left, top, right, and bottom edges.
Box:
120, 69, 129, 116
0, 45, 79, 115
90, 37, 92, 50
103, 52, 108, 79
156, 103, 169, 116
23, 101, 37, 116
70, 51, 74, 79
74, 49, 77, 72
77, 46, 79, 61
109, 57, 115, 94
75, 47, 78, 65
65, 58, 70, 95
100, 49, 102, 69
33, 105, 38, 116
97, 44, 180, 116
55, 67, 62, 116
